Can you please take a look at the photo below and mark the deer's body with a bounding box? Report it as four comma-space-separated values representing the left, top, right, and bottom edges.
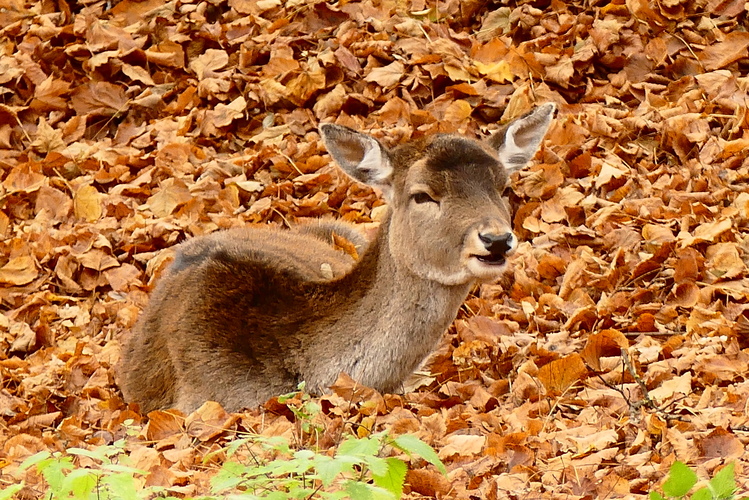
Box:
120, 104, 556, 413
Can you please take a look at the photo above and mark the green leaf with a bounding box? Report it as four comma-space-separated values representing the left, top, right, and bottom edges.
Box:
63, 468, 98, 499
662, 461, 698, 498
391, 434, 447, 475
101, 472, 142, 500
18, 451, 51, 471
314, 455, 356, 486
691, 486, 712, 500
67, 447, 109, 463
649, 493, 665, 500
100, 463, 148, 475
710, 463, 736, 499
39, 455, 75, 494
345, 481, 375, 500
337, 436, 379, 458
371, 457, 407, 499
211, 460, 250, 491
0, 484, 24, 500
364, 455, 390, 477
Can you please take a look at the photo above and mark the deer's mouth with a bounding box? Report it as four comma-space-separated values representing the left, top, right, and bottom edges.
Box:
473, 254, 506, 266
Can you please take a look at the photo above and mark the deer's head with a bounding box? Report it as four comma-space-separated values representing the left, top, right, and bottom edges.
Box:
321, 103, 556, 286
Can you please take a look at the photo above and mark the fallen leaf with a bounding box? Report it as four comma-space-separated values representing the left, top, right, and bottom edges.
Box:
364, 61, 405, 89
0, 256, 38, 286
74, 185, 103, 222
537, 353, 588, 394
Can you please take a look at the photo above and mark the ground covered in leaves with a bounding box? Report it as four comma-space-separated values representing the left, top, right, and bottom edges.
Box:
1, 0, 749, 497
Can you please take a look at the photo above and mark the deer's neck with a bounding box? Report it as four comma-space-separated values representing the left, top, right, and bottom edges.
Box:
308, 216, 472, 392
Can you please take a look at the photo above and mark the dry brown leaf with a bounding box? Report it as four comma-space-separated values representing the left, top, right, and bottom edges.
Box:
580, 329, 628, 371
697, 428, 745, 460
0, 256, 38, 286
70, 81, 129, 116
74, 185, 103, 222
364, 61, 405, 89
146, 178, 193, 218
536, 353, 587, 394
2, 163, 46, 193
698, 32, 749, 71
705, 242, 746, 281
649, 372, 692, 403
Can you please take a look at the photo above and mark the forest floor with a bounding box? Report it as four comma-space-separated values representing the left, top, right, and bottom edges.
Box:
1, 0, 749, 498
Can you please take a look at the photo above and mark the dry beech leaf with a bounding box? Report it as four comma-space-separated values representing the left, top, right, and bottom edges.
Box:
697, 427, 745, 460
146, 178, 193, 217
331, 232, 359, 261
364, 61, 405, 89
474, 60, 513, 83
190, 49, 229, 80
668, 282, 700, 308
406, 469, 452, 497
705, 242, 746, 280
649, 372, 692, 403
698, 32, 749, 71
679, 218, 732, 247
536, 353, 588, 394
330, 372, 385, 410
438, 434, 486, 459
144, 410, 184, 441
286, 60, 326, 104
185, 401, 238, 441
70, 81, 129, 116
442, 99, 472, 126
595, 158, 628, 188
35, 185, 72, 221
642, 224, 675, 243
580, 329, 628, 371
74, 185, 103, 222
0, 256, 38, 286
2, 163, 46, 193
9, 321, 36, 353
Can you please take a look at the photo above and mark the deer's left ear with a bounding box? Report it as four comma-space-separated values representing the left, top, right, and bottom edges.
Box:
489, 103, 556, 173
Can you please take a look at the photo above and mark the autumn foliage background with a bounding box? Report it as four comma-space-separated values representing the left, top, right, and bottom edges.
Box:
1, 0, 749, 497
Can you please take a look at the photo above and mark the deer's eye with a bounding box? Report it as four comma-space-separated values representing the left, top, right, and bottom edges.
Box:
412, 192, 438, 205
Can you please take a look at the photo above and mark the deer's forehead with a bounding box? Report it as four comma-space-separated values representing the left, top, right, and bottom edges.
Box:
399, 136, 506, 189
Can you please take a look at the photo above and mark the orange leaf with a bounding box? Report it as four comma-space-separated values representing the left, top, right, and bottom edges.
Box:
70, 81, 129, 116
0, 256, 38, 286
146, 178, 193, 217
536, 353, 587, 394
580, 329, 628, 371
364, 61, 405, 89
74, 185, 103, 222
698, 32, 749, 71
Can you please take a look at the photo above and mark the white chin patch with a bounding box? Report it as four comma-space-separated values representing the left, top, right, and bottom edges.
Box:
467, 256, 508, 280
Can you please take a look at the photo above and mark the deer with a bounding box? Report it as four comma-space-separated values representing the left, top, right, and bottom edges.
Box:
119, 103, 556, 413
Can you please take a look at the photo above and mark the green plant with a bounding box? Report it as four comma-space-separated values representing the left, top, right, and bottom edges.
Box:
650, 462, 747, 500
278, 383, 325, 437
0, 418, 444, 500
210, 431, 445, 500
6, 437, 179, 500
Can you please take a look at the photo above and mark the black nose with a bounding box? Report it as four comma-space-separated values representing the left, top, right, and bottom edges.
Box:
478, 232, 513, 256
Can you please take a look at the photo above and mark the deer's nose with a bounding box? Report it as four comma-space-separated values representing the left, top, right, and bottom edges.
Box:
478, 232, 515, 256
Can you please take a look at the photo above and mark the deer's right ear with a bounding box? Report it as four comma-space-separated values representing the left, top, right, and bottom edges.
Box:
320, 124, 393, 198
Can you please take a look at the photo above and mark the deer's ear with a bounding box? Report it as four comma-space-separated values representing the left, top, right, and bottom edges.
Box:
490, 103, 556, 173
320, 124, 393, 198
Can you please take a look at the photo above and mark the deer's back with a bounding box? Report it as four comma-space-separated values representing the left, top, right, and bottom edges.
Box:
119, 223, 365, 412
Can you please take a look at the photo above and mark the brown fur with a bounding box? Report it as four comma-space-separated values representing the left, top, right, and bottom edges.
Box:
119, 104, 556, 413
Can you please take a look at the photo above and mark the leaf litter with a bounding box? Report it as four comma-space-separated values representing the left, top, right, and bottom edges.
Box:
1, 0, 748, 498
